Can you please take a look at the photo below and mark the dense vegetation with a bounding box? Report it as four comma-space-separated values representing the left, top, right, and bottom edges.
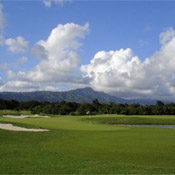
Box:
1, 98, 175, 115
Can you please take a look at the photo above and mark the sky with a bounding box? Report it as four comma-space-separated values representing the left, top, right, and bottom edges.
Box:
0, 0, 175, 100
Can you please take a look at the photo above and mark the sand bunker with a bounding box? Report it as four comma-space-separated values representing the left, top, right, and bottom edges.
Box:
3, 114, 50, 118
0, 123, 49, 132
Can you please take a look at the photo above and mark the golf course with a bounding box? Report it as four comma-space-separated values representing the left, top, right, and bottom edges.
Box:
1, 112, 175, 174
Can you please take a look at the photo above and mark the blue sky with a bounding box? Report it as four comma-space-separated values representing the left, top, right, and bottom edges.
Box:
3, 1, 175, 59
0, 0, 175, 100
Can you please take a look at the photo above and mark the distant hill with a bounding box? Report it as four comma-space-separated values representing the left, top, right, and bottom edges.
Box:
0, 87, 125, 103
0, 87, 162, 105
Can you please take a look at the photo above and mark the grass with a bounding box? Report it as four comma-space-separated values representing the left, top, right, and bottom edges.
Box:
82, 114, 175, 125
1, 113, 175, 174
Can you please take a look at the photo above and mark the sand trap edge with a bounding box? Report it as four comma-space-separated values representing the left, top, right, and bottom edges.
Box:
2, 115, 50, 119
0, 123, 49, 132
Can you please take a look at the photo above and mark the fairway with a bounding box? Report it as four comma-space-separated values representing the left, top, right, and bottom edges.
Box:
1, 114, 175, 174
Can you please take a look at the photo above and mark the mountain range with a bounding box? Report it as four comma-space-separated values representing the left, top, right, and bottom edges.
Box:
0, 87, 163, 105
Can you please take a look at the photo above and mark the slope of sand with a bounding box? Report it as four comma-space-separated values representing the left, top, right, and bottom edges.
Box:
0, 123, 49, 132
2, 114, 50, 118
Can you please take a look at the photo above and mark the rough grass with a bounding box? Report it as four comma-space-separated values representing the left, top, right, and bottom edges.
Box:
1, 114, 175, 174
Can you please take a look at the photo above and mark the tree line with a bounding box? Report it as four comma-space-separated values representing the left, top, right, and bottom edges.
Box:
1, 98, 175, 115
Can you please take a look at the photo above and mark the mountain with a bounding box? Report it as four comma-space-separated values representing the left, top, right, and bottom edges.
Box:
0, 87, 166, 105
0, 87, 126, 103
126, 98, 157, 105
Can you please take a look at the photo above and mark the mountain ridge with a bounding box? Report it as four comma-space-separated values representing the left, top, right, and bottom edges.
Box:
0, 87, 161, 105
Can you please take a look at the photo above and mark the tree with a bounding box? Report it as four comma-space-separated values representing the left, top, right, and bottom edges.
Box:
156, 100, 164, 106
92, 99, 101, 110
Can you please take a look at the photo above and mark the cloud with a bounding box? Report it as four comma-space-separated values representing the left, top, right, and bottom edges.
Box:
0, 80, 71, 92
0, 80, 39, 92
6, 70, 16, 79
81, 27, 175, 100
43, 0, 66, 7
81, 49, 144, 97
0, 4, 28, 52
19, 23, 89, 84
5, 36, 29, 53
0, 76, 2, 83
159, 27, 175, 45
0, 80, 87, 92
31, 44, 48, 60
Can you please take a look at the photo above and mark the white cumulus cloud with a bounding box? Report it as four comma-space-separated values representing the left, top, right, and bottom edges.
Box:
19, 23, 89, 84
81, 27, 175, 100
5, 36, 29, 53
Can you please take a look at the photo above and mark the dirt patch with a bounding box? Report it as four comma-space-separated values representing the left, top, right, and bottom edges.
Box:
0, 123, 49, 132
